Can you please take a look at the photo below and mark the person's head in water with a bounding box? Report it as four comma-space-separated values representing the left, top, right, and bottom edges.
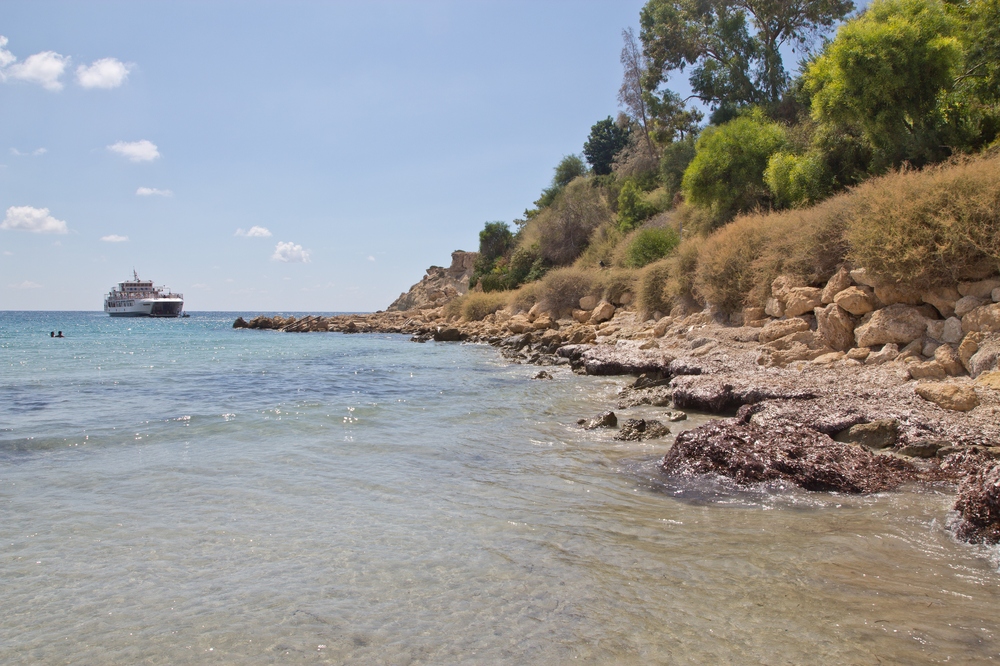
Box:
50, 331, 54, 337
56, 331, 63, 337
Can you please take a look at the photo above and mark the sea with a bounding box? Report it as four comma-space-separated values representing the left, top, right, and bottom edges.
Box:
2, 310, 1000, 664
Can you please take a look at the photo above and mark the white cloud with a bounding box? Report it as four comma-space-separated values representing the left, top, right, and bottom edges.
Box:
136, 186, 173, 197
10, 147, 46, 156
108, 140, 159, 162
11, 280, 42, 289
235, 225, 272, 238
3, 250, 12, 256
0, 36, 15, 68
271, 241, 310, 263
101, 234, 128, 242
1, 206, 69, 234
5, 50, 69, 91
368, 255, 376, 262
76, 58, 130, 89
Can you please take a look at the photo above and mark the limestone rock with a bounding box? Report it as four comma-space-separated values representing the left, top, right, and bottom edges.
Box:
771, 275, 807, 301
743, 306, 766, 322
579, 295, 598, 311
959, 333, 983, 372
976, 371, 1000, 391
955, 295, 987, 318
783, 287, 824, 317
532, 315, 555, 330
969, 338, 1000, 378
614, 418, 670, 441
638, 339, 659, 350
994, 287, 1000, 303
849, 268, 879, 288
922, 286, 961, 318
815, 303, 855, 351
759, 317, 810, 344
233, 316, 249, 329
874, 283, 924, 306
834, 419, 899, 450
923, 339, 941, 357
915, 382, 980, 411
664, 410, 688, 422
847, 347, 871, 361
962, 303, 1000, 334
387, 250, 477, 311
812, 351, 846, 365
572, 309, 591, 324
764, 297, 785, 318
834, 286, 875, 316
909, 360, 947, 381
588, 301, 615, 324
653, 319, 671, 337
934, 344, 966, 376
959, 277, 1000, 299
661, 419, 913, 493
898, 440, 946, 458
854, 304, 927, 347
821, 267, 852, 304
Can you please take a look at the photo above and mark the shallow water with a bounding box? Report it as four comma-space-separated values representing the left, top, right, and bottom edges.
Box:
2, 311, 999, 664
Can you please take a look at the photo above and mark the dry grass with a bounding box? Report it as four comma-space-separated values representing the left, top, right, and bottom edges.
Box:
846, 153, 1000, 287
536, 267, 596, 313
575, 222, 623, 268
508, 280, 542, 313
461, 291, 509, 321
593, 268, 639, 303
637, 257, 675, 317
525, 179, 614, 266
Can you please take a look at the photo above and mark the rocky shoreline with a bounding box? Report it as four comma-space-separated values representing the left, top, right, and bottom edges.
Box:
233, 268, 1000, 544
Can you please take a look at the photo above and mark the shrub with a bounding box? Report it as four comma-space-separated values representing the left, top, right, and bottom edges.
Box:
846, 153, 1000, 287
534, 179, 613, 266
593, 268, 639, 304
537, 267, 596, 314
617, 179, 657, 231
764, 151, 831, 208
509, 280, 542, 313
623, 226, 680, 267
660, 135, 697, 199
637, 257, 675, 317
682, 109, 789, 221
575, 222, 624, 268
470, 221, 514, 289
462, 291, 509, 321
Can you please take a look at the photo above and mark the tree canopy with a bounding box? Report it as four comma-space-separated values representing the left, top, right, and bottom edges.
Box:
583, 117, 630, 175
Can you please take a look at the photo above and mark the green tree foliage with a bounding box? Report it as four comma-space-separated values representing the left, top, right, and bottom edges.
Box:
534, 154, 589, 209
805, 0, 962, 167
536, 179, 614, 265
764, 150, 831, 207
682, 109, 788, 221
617, 180, 658, 231
624, 227, 681, 267
470, 221, 514, 290
583, 117, 630, 175
640, 0, 854, 111
660, 134, 698, 197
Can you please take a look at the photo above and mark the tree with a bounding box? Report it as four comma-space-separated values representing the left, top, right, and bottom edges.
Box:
682, 109, 788, 220
804, 0, 962, 167
469, 221, 514, 290
639, 0, 854, 111
583, 117, 630, 175
535, 154, 588, 208
619, 27, 656, 154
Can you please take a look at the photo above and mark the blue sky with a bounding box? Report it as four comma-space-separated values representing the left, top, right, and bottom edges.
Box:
1, 0, 651, 311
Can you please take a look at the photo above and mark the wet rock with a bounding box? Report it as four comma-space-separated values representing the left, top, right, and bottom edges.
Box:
855, 304, 927, 347
580, 411, 617, 430
632, 373, 671, 389
953, 463, 1000, 544
614, 418, 670, 441
533, 370, 553, 380
410, 333, 432, 343
233, 316, 249, 329
821, 267, 852, 304
834, 286, 876, 316
834, 419, 899, 450
617, 386, 673, 409
898, 439, 945, 458
664, 410, 688, 422
433, 327, 464, 342
815, 303, 856, 352
759, 317, 810, 344
915, 382, 980, 412
661, 420, 914, 493
670, 376, 816, 414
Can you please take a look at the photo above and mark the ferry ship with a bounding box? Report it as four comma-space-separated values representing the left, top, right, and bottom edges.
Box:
104, 271, 184, 317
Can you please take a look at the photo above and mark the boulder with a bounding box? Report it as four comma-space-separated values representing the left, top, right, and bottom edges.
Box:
975, 371, 1000, 391
968, 338, 1000, 378
959, 333, 983, 372
898, 440, 946, 458
616, 386, 673, 409
664, 410, 688, 422
614, 418, 670, 441
771, 274, 807, 301
764, 297, 785, 318
661, 419, 914, 493
759, 317, 811, 344
433, 326, 464, 342
507, 315, 531, 334
834, 419, 899, 450
849, 268, 879, 288
962, 303, 1000, 334
812, 351, 846, 365
865, 343, 899, 365
815, 303, 855, 352
821, 267, 852, 304
874, 283, 924, 306
953, 463, 1000, 544
581, 411, 617, 429
232, 316, 249, 329
958, 277, 1000, 299
588, 301, 615, 324
854, 304, 927, 347
915, 382, 980, 411
923, 339, 941, 357
579, 295, 598, 311
922, 286, 961, 319
572, 309, 591, 324
934, 344, 966, 376
847, 347, 871, 361
670, 376, 816, 413
653, 319, 671, 337
783, 287, 824, 317
532, 315, 555, 330
834, 286, 876, 315
955, 295, 987, 318
908, 360, 947, 381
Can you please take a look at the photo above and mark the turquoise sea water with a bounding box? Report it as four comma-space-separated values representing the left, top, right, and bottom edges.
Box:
3, 311, 1000, 664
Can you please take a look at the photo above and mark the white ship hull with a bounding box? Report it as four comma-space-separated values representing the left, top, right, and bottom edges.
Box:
104, 272, 184, 317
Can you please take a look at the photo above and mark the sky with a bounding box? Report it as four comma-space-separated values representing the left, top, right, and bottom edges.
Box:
0, 0, 652, 311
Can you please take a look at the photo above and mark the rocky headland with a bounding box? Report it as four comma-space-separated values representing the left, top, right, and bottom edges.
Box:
234, 264, 1000, 545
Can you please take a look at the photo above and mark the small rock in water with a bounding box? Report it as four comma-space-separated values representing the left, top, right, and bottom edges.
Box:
833, 419, 899, 450
664, 410, 688, 422
533, 370, 553, 380
614, 419, 671, 441
897, 439, 946, 458
581, 411, 618, 430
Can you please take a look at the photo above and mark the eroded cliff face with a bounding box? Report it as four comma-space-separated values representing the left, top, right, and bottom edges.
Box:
386, 250, 477, 312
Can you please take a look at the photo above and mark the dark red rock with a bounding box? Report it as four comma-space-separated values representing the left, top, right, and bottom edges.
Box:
669, 376, 817, 414
615, 419, 670, 441
953, 463, 1000, 544
661, 419, 915, 493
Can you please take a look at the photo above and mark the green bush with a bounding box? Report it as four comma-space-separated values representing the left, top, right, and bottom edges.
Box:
617, 180, 657, 231
624, 227, 680, 267
764, 151, 831, 208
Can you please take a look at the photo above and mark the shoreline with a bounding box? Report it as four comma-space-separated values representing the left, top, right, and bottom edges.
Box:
233, 292, 1000, 544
